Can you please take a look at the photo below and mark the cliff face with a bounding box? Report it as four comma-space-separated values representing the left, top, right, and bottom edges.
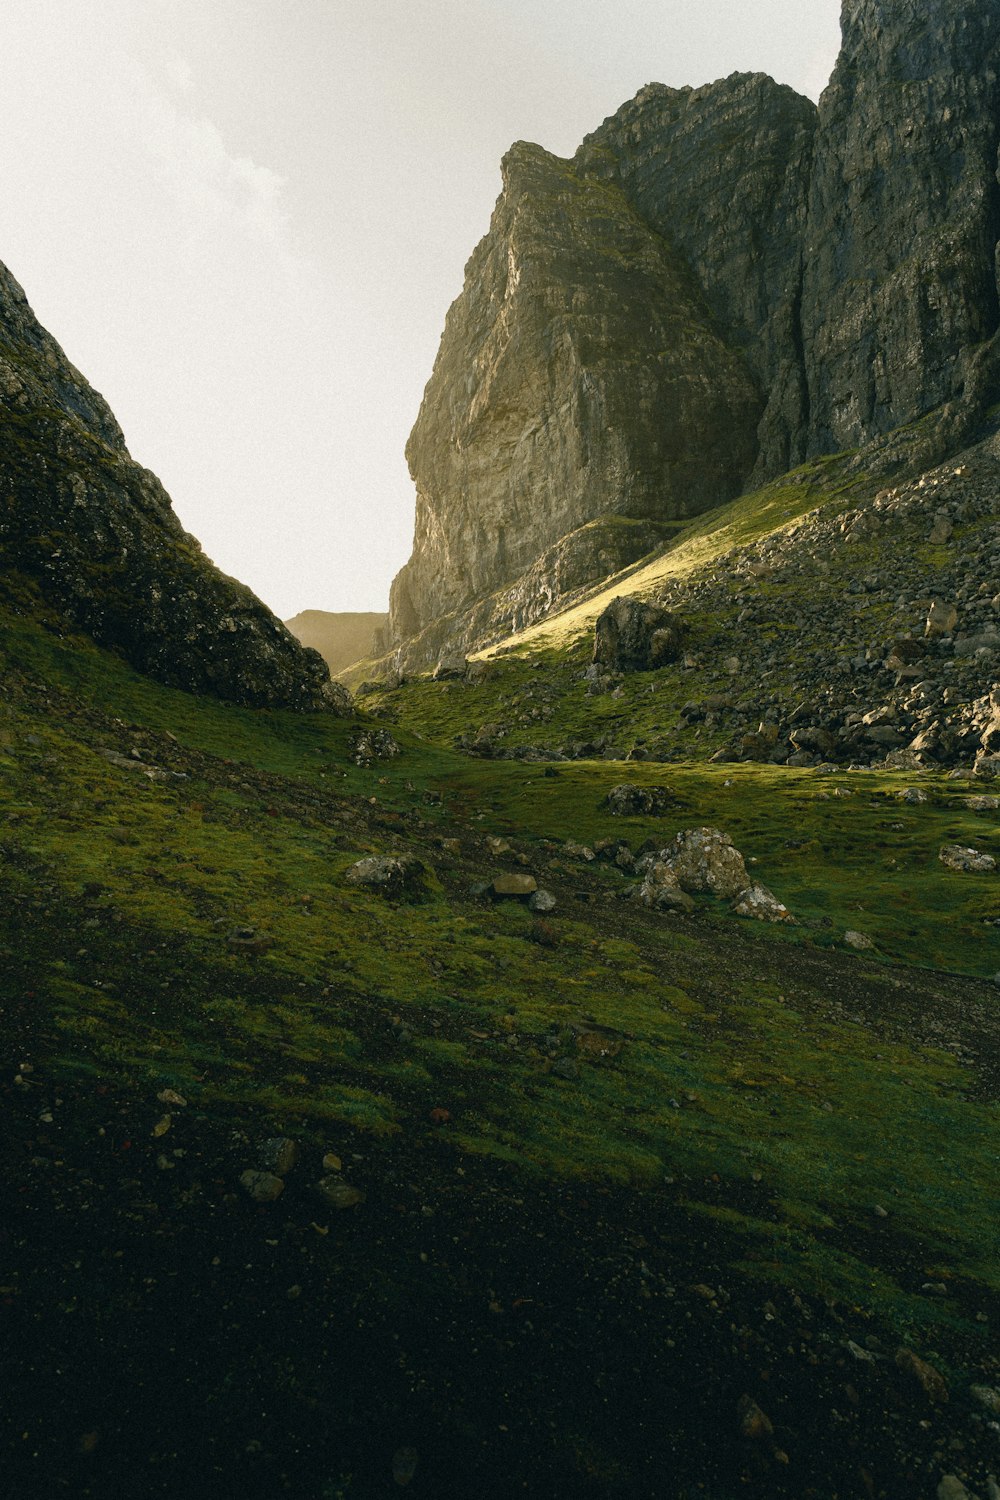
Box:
0, 262, 338, 710
391, 140, 762, 650
802, 0, 1000, 455
388, 0, 1000, 667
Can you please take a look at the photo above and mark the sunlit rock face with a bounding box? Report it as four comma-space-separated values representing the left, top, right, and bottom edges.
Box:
389, 136, 763, 657
0, 261, 338, 710
388, 0, 1000, 667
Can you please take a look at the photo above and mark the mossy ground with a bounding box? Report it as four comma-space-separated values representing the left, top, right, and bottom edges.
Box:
2, 592, 998, 1347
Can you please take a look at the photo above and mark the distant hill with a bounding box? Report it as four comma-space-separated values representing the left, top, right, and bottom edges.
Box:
285, 609, 388, 674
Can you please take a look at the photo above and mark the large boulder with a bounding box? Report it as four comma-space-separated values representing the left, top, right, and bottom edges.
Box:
593, 596, 684, 673
664, 827, 750, 900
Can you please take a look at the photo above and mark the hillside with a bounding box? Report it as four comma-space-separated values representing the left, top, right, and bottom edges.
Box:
2, 576, 999, 1499
285, 609, 389, 675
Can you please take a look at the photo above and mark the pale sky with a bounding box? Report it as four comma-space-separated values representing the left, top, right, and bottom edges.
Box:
0, 1, 842, 619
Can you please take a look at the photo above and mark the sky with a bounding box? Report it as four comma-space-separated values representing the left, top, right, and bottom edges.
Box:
0, 1, 842, 620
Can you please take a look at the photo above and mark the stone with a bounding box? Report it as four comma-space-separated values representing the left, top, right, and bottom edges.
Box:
937, 1479, 972, 1500
939, 845, 996, 875
732, 883, 795, 924
605, 783, 672, 817
736, 1395, 774, 1441
970, 1384, 1000, 1416
156, 1088, 187, 1107
637, 862, 695, 914
528, 889, 557, 912
316, 1176, 364, 1209
592, 596, 684, 673
260, 1138, 300, 1177
432, 652, 468, 681
351, 729, 401, 767
929, 516, 955, 546
491, 873, 538, 899
345, 856, 425, 895
550, 1056, 579, 1081
926, 599, 960, 640
843, 930, 875, 951
895, 1346, 949, 1404
239, 1170, 285, 1204
665, 828, 750, 900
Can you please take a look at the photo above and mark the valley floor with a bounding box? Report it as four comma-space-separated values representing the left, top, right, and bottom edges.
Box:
1, 588, 998, 1499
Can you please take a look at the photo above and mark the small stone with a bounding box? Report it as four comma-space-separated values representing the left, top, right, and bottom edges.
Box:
737, 1394, 774, 1441
937, 1478, 971, 1500
551, 1056, 579, 1081
896, 1346, 949, 1403
239, 1170, 285, 1203
322, 1152, 343, 1173
392, 1446, 419, 1486
732, 882, 795, 924
316, 1176, 363, 1209
260, 1137, 299, 1176
528, 889, 557, 912
844, 930, 875, 950
151, 1115, 172, 1139
157, 1089, 187, 1107
491, 873, 537, 898
970, 1384, 1000, 1416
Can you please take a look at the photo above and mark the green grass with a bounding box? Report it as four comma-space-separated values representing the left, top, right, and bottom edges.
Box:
2, 593, 998, 1342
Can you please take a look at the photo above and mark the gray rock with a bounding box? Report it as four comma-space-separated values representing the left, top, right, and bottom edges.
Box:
528, 889, 557, 912
606, 783, 672, 817
593, 595, 683, 673
732, 883, 795, 924
316, 1176, 364, 1209
665, 828, 750, 900
260, 1137, 300, 1177
491, 873, 538, 899
238, 1170, 285, 1203
939, 845, 997, 874
345, 856, 425, 895
844, 930, 875, 951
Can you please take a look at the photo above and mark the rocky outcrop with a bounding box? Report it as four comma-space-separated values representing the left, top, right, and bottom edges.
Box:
593, 595, 683, 672
388, 0, 1000, 669
390, 140, 761, 657
0, 261, 338, 710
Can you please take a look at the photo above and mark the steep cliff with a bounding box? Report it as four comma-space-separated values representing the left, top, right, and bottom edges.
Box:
388, 0, 1000, 668
801, 0, 1000, 457
390, 141, 761, 656
0, 261, 338, 709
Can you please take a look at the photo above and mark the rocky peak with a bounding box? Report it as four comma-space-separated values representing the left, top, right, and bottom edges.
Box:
387, 0, 1000, 668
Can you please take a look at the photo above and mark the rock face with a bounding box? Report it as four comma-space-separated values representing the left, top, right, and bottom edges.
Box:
0, 261, 338, 710
801, 0, 1000, 459
388, 0, 1000, 667
389, 139, 762, 659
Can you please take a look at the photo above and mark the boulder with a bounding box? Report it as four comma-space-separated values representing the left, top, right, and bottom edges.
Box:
605, 783, 672, 817
345, 855, 425, 895
593, 596, 683, 673
939, 845, 996, 874
433, 652, 469, 681
491, 873, 538, 899
637, 862, 695, 914
732, 883, 795, 924
665, 827, 750, 900
925, 599, 959, 639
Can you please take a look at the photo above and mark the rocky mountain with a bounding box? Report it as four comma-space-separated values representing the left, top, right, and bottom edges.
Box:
0, 261, 340, 710
284, 609, 388, 675
387, 0, 1000, 668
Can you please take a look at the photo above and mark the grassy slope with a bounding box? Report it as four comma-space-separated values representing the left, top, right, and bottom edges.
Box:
2, 588, 998, 1341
